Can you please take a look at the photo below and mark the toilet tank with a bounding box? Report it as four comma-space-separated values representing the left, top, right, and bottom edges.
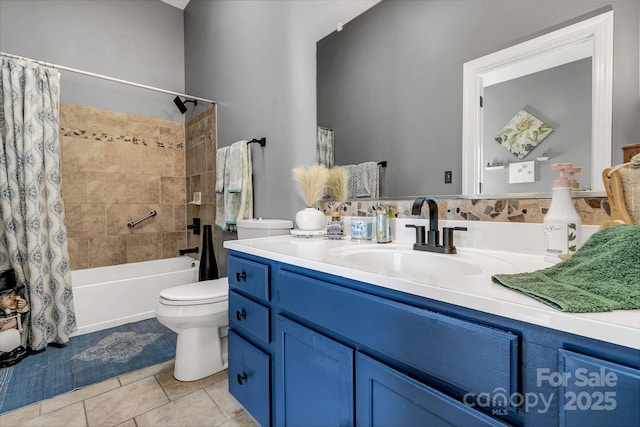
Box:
236, 219, 293, 240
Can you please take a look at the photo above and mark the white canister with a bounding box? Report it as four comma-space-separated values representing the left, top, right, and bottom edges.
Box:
351, 218, 373, 240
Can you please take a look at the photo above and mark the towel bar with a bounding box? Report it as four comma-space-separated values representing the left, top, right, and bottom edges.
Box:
248, 137, 266, 147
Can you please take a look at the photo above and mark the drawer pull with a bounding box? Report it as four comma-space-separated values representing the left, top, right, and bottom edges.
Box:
237, 372, 248, 385
236, 271, 247, 282
236, 309, 247, 321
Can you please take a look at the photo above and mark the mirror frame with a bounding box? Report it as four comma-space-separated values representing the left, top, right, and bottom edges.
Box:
462, 10, 614, 196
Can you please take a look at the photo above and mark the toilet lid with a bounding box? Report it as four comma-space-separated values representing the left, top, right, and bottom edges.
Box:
159, 277, 229, 305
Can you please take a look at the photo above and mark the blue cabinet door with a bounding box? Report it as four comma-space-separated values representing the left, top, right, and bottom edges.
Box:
558, 350, 640, 427
228, 331, 271, 427
356, 353, 510, 427
275, 315, 354, 427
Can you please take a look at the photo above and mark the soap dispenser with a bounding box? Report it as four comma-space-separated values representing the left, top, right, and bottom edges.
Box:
376, 204, 392, 243
543, 163, 582, 263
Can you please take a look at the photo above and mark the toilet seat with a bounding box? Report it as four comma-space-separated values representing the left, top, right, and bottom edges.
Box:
159, 278, 229, 306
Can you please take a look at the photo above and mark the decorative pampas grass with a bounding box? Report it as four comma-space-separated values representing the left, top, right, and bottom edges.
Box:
292, 164, 329, 207
327, 167, 349, 201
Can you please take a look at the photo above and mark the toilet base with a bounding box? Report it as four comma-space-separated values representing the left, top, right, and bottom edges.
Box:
173, 326, 228, 382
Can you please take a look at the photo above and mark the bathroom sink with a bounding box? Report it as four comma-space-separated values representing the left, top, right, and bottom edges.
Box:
328, 244, 506, 281
330, 243, 512, 282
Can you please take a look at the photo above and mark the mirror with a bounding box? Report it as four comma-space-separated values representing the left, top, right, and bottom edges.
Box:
462, 9, 613, 196
317, 2, 620, 199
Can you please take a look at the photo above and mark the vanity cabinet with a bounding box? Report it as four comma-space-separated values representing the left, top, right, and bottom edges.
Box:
228, 256, 272, 427
227, 252, 640, 426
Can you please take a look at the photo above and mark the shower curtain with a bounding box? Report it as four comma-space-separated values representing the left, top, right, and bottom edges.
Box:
0, 55, 76, 354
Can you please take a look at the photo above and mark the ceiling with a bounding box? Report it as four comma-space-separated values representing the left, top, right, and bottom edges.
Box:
160, 0, 190, 10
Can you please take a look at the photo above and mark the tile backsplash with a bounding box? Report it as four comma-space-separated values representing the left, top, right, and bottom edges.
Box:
320, 196, 610, 226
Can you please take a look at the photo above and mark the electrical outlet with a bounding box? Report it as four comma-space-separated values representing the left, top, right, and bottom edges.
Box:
444, 170, 452, 184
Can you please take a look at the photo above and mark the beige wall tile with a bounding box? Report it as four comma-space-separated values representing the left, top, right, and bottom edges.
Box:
61, 170, 87, 205
200, 171, 214, 204
160, 177, 186, 204
125, 122, 159, 141
127, 175, 160, 204
105, 142, 141, 174
88, 172, 128, 204
174, 204, 187, 232
60, 103, 87, 129
193, 143, 207, 175
172, 149, 185, 177
126, 233, 162, 263
161, 232, 188, 259
84, 376, 168, 426
61, 136, 105, 172
185, 146, 196, 176
141, 147, 173, 177
89, 235, 127, 267
141, 204, 174, 233
65, 204, 106, 238
68, 238, 89, 270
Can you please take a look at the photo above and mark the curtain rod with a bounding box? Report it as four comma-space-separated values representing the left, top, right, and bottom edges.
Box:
1, 52, 215, 105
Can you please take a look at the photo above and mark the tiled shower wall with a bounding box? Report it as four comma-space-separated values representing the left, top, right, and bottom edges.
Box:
185, 106, 227, 275
60, 103, 188, 270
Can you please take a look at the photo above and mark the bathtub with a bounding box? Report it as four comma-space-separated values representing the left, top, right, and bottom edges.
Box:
70, 256, 199, 336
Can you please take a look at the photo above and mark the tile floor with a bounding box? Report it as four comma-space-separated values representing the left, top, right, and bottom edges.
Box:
0, 360, 259, 427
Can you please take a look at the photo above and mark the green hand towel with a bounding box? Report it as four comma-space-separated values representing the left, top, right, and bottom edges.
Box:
492, 225, 640, 312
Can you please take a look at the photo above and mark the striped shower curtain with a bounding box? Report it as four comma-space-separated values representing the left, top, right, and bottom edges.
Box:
0, 55, 76, 353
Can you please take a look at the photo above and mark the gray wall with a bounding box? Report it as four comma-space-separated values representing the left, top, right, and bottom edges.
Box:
184, 0, 380, 220
317, 0, 640, 198
482, 58, 592, 194
0, 0, 187, 122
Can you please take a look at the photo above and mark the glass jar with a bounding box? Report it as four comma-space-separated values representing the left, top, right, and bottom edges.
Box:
326, 212, 344, 240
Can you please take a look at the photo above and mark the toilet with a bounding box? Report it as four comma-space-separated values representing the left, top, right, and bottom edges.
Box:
156, 218, 293, 381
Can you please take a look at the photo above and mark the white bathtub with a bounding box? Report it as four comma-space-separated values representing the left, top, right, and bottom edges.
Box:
70, 256, 200, 336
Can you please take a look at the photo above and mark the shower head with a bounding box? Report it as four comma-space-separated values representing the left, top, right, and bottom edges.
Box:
173, 96, 197, 114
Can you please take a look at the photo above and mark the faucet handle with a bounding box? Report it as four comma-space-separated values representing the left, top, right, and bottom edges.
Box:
442, 227, 467, 252
405, 224, 426, 245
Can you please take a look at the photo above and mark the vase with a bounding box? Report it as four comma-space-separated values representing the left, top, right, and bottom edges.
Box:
199, 225, 219, 281
295, 207, 326, 231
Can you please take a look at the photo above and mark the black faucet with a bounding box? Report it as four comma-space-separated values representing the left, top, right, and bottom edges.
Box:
405, 197, 467, 254
179, 247, 199, 256
187, 218, 201, 235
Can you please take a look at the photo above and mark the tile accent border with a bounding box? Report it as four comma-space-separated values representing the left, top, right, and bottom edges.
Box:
320, 196, 610, 226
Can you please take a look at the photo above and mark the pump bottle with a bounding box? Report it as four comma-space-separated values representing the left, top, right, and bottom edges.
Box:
543, 163, 582, 263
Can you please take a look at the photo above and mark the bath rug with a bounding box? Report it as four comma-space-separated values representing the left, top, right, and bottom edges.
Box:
0, 318, 176, 414
0, 343, 74, 414
71, 318, 176, 388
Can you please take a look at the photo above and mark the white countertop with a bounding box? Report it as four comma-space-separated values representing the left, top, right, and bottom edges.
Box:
225, 223, 639, 351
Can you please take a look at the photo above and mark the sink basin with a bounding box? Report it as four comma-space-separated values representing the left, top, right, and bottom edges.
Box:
329, 244, 486, 280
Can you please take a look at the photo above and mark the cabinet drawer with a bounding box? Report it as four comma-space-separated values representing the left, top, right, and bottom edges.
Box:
357, 352, 510, 427
277, 270, 519, 400
228, 331, 271, 427
558, 350, 640, 427
229, 290, 270, 344
228, 256, 270, 302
